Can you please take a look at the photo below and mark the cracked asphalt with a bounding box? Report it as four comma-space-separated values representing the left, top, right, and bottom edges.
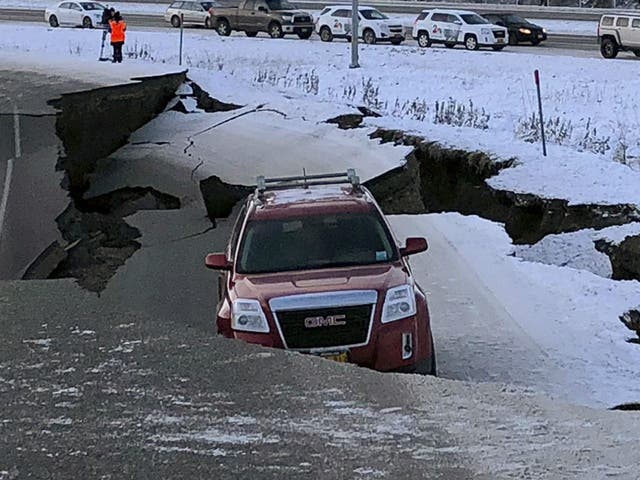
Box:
3, 67, 640, 480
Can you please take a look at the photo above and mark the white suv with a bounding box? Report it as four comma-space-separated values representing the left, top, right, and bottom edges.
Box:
598, 14, 640, 58
412, 9, 508, 51
315, 5, 405, 45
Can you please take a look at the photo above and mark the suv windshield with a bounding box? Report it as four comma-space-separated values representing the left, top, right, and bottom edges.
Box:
266, 0, 295, 10
237, 212, 398, 274
460, 14, 489, 25
360, 9, 388, 20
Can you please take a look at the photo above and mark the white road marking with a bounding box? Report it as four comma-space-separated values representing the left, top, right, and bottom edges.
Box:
0, 104, 20, 239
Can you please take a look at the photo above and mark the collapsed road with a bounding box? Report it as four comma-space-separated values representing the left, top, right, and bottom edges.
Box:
2, 57, 640, 478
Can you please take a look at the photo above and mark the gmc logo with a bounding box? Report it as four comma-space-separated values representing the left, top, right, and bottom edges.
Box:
304, 314, 346, 328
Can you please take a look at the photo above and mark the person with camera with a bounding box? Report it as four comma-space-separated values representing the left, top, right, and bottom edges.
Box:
99, 6, 115, 61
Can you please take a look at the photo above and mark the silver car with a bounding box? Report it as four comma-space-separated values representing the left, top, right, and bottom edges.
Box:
164, 1, 220, 28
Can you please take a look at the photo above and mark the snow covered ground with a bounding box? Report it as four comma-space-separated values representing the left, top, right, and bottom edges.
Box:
2, 21, 640, 408
1, 23, 637, 205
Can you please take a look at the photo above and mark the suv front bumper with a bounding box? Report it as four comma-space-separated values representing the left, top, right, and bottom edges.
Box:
222, 312, 433, 372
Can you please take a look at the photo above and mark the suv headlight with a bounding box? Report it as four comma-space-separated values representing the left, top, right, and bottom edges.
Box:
281, 14, 293, 22
481, 28, 491, 35
232, 299, 270, 333
381, 285, 416, 324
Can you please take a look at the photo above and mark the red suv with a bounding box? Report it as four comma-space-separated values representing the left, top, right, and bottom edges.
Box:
205, 170, 436, 374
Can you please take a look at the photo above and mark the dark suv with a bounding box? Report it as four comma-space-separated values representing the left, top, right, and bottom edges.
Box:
483, 13, 547, 45
205, 171, 436, 374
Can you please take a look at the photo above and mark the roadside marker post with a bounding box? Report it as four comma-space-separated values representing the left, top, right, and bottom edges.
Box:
350, 0, 359, 68
534, 69, 547, 157
179, 13, 184, 66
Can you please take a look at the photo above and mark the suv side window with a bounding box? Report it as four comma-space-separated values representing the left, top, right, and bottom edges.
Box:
431, 13, 447, 22
601, 16, 614, 26
333, 9, 350, 18
416, 11, 428, 21
244, 0, 255, 9
616, 17, 629, 27
447, 14, 462, 24
318, 7, 330, 16
632, 18, 640, 28
170, 1, 184, 7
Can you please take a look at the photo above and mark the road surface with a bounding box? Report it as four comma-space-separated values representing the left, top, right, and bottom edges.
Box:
1, 58, 640, 480
0, 71, 86, 280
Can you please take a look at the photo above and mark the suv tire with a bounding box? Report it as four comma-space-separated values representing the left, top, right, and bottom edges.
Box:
49, 15, 59, 27
82, 16, 92, 28
492, 45, 505, 51
319, 26, 332, 42
171, 15, 181, 28
444, 42, 455, 49
413, 339, 437, 376
269, 21, 284, 38
390, 38, 403, 45
600, 37, 618, 58
245, 31, 257, 37
297, 30, 312, 40
464, 34, 479, 51
634, 50, 640, 57
363, 28, 376, 45
417, 31, 431, 48
216, 18, 231, 36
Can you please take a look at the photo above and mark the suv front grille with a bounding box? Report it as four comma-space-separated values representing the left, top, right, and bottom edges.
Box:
294, 15, 311, 23
275, 304, 373, 350
493, 30, 506, 38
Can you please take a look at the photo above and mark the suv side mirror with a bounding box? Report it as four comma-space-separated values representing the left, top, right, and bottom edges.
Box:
258, 6, 268, 12
400, 237, 428, 257
205, 253, 232, 270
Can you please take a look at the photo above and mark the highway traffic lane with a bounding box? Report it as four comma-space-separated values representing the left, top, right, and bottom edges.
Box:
1, 10, 599, 52
0, 70, 96, 280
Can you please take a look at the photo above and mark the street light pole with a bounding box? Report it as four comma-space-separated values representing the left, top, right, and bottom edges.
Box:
350, 0, 359, 68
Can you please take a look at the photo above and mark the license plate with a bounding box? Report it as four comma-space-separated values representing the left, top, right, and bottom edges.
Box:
302, 28, 310, 33
321, 352, 348, 363
497, 38, 504, 44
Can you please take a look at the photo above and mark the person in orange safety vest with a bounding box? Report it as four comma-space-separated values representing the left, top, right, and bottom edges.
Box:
109, 12, 127, 63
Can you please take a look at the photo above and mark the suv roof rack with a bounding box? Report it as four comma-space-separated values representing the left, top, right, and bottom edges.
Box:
255, 169, 361, 195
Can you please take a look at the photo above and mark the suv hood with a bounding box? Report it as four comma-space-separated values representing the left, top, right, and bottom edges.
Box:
232, 263, 408, 306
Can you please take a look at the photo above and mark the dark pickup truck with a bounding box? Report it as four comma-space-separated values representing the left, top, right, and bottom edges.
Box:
210, 0, 314, 39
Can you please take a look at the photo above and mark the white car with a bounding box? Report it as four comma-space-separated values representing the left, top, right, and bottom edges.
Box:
315, 5, 404, 45
164, 1, 220, 28
412, 9, 508, 51
45, 1, 106, 28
